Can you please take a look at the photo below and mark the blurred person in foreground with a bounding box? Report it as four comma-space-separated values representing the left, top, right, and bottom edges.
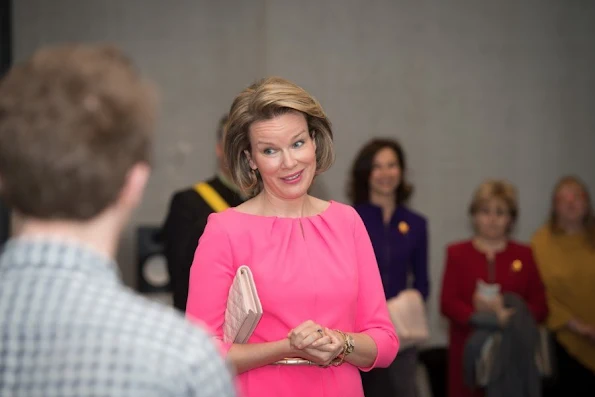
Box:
0, 44, 237, 397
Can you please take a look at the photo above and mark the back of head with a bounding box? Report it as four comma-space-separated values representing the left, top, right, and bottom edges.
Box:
0, 44, 156, 220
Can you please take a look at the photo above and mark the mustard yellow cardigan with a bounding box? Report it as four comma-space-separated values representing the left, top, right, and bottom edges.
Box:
532, 225, 595, 372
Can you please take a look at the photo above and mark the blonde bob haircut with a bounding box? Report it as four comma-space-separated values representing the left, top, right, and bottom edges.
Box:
469, 179, 519, 226
224, 76, 335, 197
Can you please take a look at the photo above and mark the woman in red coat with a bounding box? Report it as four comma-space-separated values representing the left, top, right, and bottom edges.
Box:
440, 179, 548, 397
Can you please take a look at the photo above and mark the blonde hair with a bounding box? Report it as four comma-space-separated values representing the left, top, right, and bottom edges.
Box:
548, 175, 595, 248
224, 77, 335, 197
469, 179, 519, 226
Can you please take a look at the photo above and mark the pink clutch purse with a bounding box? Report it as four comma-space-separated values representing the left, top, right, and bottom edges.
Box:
386, 289, 430, 349
223, 265, 263, 344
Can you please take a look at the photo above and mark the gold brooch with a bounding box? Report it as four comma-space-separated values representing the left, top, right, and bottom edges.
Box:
512, 259, 522, 272
398, 221, 409, 234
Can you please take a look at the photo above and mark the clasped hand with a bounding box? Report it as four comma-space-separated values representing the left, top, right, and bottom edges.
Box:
287, 320, 344, 366
473, 292, 515, 326
568, 319, 595, 343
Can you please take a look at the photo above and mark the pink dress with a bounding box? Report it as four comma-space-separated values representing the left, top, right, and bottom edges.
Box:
186, 201, 399, 397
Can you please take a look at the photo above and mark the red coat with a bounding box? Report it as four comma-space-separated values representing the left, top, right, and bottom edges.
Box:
440, 240, 548, 397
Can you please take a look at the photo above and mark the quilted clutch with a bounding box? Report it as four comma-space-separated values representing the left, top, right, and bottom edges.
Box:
223, 265, 263, 344
386, 288, 430, 349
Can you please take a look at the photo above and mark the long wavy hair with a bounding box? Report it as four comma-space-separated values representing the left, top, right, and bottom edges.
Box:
548, 175, 595, 248
348, 138, 413, 206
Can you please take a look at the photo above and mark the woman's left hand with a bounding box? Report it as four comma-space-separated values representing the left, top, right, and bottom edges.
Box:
299, 328, 344, 366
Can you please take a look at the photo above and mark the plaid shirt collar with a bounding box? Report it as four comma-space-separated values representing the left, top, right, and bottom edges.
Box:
0, 235, 121, 282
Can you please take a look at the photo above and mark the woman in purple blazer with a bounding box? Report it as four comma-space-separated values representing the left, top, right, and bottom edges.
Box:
349, 138, 429, 397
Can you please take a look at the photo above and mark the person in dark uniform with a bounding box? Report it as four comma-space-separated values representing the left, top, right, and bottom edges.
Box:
161, 114, 245, 313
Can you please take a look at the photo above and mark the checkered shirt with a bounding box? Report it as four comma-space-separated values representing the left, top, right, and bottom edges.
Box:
0, 237, 237, 397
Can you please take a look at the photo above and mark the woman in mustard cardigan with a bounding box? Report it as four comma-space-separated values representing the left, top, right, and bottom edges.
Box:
531, 176, 595, 393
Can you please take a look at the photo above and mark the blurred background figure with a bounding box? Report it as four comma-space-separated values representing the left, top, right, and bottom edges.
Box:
350, 138, 429, 397
440, 180, 548, 397
160, 114, 245, 313
531, 176, 595, 395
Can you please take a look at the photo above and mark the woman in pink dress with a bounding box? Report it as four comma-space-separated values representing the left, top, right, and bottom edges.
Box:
186, 76, 399, 397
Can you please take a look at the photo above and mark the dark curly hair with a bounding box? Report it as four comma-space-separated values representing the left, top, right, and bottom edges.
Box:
348, 138, 413, 206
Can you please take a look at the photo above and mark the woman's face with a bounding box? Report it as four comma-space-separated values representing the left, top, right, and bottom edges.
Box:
473, 197, 512, 240
245, 111, 317, 201
369, 147, 401, 198
555, 183, 588, 225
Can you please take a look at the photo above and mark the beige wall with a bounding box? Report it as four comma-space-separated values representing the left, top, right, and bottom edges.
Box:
13, 0, 595, 346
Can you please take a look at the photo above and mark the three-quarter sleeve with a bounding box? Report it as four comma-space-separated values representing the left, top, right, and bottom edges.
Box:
186, 213, 235, 355
352, 209, 399, 371
440, 246, 474, 326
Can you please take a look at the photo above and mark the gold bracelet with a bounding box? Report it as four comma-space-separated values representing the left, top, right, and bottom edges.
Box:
328, 329, 355, 367
336, 329, 355, 356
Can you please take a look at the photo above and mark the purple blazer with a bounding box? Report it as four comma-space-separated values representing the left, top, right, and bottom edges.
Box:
355, 203, 429, 300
